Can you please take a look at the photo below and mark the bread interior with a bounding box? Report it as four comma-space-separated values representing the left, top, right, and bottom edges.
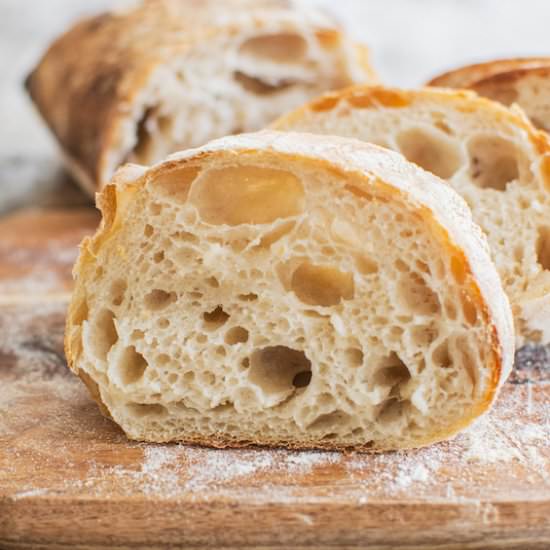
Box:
110, 28, 355, 175
73, 156, 494, 448
276, 90, 550, 343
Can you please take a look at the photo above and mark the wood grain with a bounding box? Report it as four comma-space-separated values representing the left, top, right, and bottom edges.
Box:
0, 207, 99, 302
0, 301, 548, 550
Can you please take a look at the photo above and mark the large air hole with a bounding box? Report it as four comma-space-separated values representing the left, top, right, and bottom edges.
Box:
189, 166, 305, 226
290, 261, 354, 307
536, 226, 550, 270
116, 346, 148, 385
144, 289, 177, 311
467, 135, 522, 191
203, 306, 230, 330
396, 127, 463, 179
372, 352, 411, 389
397, 271, 440, 315
239, 33, 307, 62
233, 72, 295, 95
91, 309, 118, 360
153, 166, 201, 204
248, 346, 312, 397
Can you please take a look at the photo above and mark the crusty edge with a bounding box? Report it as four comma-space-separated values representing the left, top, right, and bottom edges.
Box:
272, 84, 549, 149
272, 84, 550, 342
65, 130, 513, 451
427, 57, 550, 88
26, 5, 377, 195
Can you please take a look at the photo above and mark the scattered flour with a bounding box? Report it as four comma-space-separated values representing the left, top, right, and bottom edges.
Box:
1, 314, 549, 503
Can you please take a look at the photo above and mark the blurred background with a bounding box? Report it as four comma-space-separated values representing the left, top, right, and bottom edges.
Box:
2, 0, 550, 213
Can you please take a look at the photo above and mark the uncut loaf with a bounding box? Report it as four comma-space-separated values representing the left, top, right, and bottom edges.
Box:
274, 86, 550, 345
26, 0, 376, 195
65, 131, 513, 451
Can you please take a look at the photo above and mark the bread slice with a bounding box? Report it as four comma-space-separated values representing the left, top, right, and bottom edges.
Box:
428, 58, 550, 131
274, 86, 550, 346
26, 0, 376, 196
65, 130, 513, 451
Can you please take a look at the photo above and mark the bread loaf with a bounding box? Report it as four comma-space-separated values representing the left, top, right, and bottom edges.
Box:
26, 0, 376, 196
428, 58, 550, 132
274, 86, 550, 345
65, 130, 513, 450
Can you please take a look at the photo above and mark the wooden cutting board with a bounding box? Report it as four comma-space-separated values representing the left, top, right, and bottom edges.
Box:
0, 208, 549, 550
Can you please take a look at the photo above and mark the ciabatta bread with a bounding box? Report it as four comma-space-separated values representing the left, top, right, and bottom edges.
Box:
65, 131, 513, 451
274, 86, 550, 345
26, 0, 376, 196
428, 58, 550, 131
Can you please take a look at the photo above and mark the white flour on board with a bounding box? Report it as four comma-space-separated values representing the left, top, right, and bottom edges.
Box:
1, 308, 548, 502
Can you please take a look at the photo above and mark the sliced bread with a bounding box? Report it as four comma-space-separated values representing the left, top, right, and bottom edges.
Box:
274, 86, 550, 345
428, 58, 550, 131
26, 0, 376, 196
65, 130, 513, 450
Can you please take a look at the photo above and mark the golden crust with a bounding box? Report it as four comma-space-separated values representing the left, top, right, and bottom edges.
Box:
428, 58, 550, 133
65, 131, 513, 451
427, 57, 550, 88
26, 0, 374, 194
274, 84, 547, 138
273, 84, 550, 168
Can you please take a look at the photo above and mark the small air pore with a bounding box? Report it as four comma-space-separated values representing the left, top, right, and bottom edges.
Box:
203, 306, 230, 330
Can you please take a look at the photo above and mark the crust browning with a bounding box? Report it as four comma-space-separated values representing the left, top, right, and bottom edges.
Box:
65, 131, 513, 451
428, 57, 550, 88
273, 85, 550, 344
274, 85, 550, 144
428, 58, 550, 132
26, 0, 375, 193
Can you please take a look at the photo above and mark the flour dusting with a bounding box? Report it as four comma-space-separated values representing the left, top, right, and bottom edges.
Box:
1, 318, 549, 503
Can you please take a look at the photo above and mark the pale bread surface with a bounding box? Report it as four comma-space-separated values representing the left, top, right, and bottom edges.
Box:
274, 86, 550, 345
65, 131, 513, 451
